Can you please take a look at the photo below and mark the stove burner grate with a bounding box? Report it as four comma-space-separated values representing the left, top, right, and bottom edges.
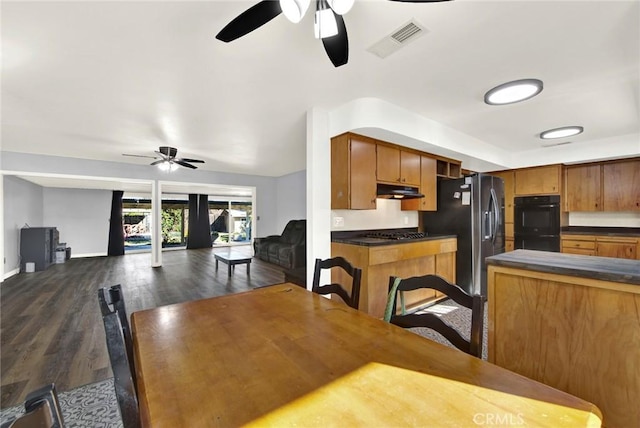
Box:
364, 231, 427, 240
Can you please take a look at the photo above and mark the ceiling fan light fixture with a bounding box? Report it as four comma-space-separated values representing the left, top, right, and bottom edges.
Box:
327, 0, 354, 15
280, 0, 310, 23
484, 78, 543, 105
540, 126, 584, 139
157, 160, 178, 172
314, 0, 338, 39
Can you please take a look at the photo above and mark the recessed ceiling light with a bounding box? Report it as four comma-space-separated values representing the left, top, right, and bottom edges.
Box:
540, 126, 584, 139
484, 78, 543, 105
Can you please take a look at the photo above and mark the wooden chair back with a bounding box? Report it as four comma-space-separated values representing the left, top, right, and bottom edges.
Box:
312, 257, 362, 309
386, 274, 484, 358
98, 285, 135, 383
102, 311, 140, 428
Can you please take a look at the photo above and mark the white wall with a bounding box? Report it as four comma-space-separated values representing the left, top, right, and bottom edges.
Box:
3, 176, 44, 277
275, 170, 306, 233
331, 198, 419, 231
568, 212, 640, 228
1, 151, 284, 239
43, 188, 112, 257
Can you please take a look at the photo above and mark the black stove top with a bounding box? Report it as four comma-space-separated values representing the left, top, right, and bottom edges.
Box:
364, 231, 427, 240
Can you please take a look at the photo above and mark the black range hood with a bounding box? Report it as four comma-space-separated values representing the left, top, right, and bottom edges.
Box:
376, 183, 424, 200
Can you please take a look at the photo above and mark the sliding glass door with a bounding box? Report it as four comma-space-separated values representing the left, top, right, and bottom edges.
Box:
122, 196, 253, 252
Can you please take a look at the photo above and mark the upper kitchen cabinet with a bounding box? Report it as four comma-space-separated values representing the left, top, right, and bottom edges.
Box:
563, 158, 639, 212
564, 164, 601, 211
331, 133, 377, 210
514, 164, 562, 195
376, 144, 421, 186
436, 158, 462, 179
602, 158, 640, 211
401, 155, 437, 211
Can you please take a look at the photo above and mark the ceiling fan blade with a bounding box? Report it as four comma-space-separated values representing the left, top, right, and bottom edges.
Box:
387, 0, 452, 2
174, 160, 198, 169
322, 12, 348, 68
150, 160, 165, 166
179, 158, 205, 163
216, 1, 283, 43
122, 154, 157, 159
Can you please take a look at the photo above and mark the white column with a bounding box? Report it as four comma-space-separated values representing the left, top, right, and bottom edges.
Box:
151, 180, 162, 267
306, 107, 332, 289
0, 173, 5, 282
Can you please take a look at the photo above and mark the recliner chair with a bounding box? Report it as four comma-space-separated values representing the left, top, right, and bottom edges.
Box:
254, 220, 306, 269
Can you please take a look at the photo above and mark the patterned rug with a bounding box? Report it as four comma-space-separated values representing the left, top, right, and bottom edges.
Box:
410, 298, 489, 360
0, 378, 122, 428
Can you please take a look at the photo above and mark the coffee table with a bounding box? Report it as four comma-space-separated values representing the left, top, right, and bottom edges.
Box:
214, 251, 251, 277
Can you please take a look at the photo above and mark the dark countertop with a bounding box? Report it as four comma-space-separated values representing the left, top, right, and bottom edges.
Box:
332, 234, 457, 247
486, 249, 640, 285
562, 226, 640, 237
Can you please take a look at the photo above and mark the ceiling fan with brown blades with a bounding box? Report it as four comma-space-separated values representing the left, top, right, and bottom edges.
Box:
122, 146, 205, 171
215, 0, 452, 68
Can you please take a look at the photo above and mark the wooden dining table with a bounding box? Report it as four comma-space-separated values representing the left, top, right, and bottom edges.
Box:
131, 283, 602, 427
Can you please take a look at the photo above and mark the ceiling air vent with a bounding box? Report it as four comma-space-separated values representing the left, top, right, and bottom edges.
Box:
367, 20, 428, 59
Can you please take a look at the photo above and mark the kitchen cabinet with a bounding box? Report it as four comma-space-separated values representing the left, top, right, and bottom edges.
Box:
436, 159, 462, 179
514, 164, 561, 195
561, 234, 639, 260
376, 144, 400, 183
331, 133, 377, 210
596, 236, 637, 259
561, 235, 597, 256
563, 158, 639, 212
332, 237, 457, 318
376, 144, 421, 186
602, 159, 640, 211
487, 251, 640, 428
401, 155, 437, 211
564, 164, 601, 211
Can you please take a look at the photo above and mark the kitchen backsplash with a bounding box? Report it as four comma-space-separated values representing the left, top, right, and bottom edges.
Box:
331, 198, 419, 231
569, 212, 640, 228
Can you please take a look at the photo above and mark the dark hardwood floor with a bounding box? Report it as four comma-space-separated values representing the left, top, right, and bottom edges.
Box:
0, 246, 286, 408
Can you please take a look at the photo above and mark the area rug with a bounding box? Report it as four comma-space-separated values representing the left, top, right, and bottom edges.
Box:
0, 378, 122, 428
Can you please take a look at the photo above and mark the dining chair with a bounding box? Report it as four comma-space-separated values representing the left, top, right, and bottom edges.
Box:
0, 383, 65, 428
385, 274, 484, 358
101, 311, 141, 428
312, 257, 362, 309
98, 284, 135, 383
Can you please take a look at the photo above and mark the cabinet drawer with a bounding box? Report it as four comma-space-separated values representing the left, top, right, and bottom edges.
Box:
562, 247, 596, 256
561, 239, 596, 250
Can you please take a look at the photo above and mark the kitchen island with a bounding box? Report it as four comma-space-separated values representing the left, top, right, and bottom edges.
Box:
332, 233, 457, 318
486, 249, 640, 428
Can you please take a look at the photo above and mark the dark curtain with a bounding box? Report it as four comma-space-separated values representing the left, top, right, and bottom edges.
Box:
107, 190, 125, 256
186, 194, 213, 249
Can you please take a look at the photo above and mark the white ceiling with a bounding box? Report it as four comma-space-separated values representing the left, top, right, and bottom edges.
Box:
2, 0, 639, 181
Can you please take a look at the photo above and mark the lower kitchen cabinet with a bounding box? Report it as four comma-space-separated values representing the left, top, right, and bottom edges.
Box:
332, 237, 457, 318
561, 234, 639, 260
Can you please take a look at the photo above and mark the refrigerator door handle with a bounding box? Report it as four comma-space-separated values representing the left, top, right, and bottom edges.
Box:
483, 210, 492, 240
489, 188, 500, 244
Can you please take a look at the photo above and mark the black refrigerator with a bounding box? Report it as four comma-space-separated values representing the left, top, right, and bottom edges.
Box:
422, 174, 505, 298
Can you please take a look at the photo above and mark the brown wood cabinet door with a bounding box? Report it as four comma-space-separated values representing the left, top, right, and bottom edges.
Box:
376, 145, 400, 183
514, 165, 561, 195
401, 155, 437, 211
400, 151, 421, 186
564, 164, 601, 211
602, 159, 640, 211
350, 138, 377, 209
596, 241, 637, 259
